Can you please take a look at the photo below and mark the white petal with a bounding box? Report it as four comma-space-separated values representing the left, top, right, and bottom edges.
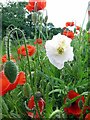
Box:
45, 34, 74, 69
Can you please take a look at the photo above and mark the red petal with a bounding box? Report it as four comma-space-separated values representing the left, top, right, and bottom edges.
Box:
85, 113, 90, 120
27, 112, 34, 118
27, 96, 45, 119
0, 71, 11, 96
28, 96, 35, 109
67, 90, 79, 99
14, 72, 26, 85
64, 90, 85, 117
69, 103, 81, 116
38, 98, 45, 113
5, 72, 26, 92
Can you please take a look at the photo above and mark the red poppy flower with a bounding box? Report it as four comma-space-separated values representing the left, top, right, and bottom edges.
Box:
17, 45, 36, 56
63, 30, 74, 39
27, 96, 45, 119
34, 38, 42, 45
26, 0, 46, 12
0, 71, 26, 96
2, 54, 16, 63
66, 22, 74, 27
64, 90, 85, 117
26, 2, 34, 12
85, 113, 90, 120
76, 26, 80, 31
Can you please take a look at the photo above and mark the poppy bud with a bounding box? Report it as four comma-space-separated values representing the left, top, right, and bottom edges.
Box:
78, 100, 83, 109
23, 83, 32, 98
35, 91, 42, 101
44, 15, 48, 23
31, 12, 38, 24
4, 61, 18, 83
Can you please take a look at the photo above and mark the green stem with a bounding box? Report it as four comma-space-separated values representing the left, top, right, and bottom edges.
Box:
16, 29, 41, 119
16, 29, 42, 119
38, 30, 47, 41
5, 28, 32, 80
18, 29, 32, 81
33, 61, 37, 92
6, 34, 11, 61
6, 28, 42, 119
45, 23, 48, 39
6, 24, 16, 61
34, 23, 37, 40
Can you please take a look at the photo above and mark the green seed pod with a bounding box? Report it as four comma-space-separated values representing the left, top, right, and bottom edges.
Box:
23, 83, 32, 98
4, 61, 18, 83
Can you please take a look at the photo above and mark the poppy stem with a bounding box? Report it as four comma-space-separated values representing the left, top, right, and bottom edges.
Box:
18, 29, 32, 81
14, 28, 42, 119
6, 33, 11, 61
6, 28, 32, 81
6, 27, 42, 119
5, 24, 16, 61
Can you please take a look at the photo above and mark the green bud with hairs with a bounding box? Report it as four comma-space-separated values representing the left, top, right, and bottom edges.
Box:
4, 61, 18, 83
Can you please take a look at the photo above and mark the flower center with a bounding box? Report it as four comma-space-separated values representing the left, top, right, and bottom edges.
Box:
57, 47, 64, 54
57, 40, 66, 54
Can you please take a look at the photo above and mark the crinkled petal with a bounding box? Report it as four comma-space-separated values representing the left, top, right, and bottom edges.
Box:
27, 96, 45, 119
28, 96, 35, 109
0, 71, 11, 96
14, 72, 26, 85
38, 98, 45, 113
0, 71, 26, 96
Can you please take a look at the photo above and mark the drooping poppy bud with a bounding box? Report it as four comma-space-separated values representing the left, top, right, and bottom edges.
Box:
23, 83, 32, 98
4, 61, 18, 83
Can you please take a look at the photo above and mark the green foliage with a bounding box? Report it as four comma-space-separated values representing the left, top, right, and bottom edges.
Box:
2, 2, 62, 40
2, 2, 27, 37
86, 21, 90, 31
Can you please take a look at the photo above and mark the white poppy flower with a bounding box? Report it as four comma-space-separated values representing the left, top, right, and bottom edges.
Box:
45, 34, 74, 69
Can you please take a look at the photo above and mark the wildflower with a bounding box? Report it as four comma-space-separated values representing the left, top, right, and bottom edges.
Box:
26, 0, 46, 12
63, 30, 74, 39
34, 38, 42, 45
2, 54, 16, 63
26, 2, 34, 12
0, 71, 26, 96
85, 113, 90, 120
27, 95, 45, 119
66, 22, 74, 27
45, 34, 74, 69
76, 26, 80, 31
64, 90, 85, 117
17, 45, 36, 56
